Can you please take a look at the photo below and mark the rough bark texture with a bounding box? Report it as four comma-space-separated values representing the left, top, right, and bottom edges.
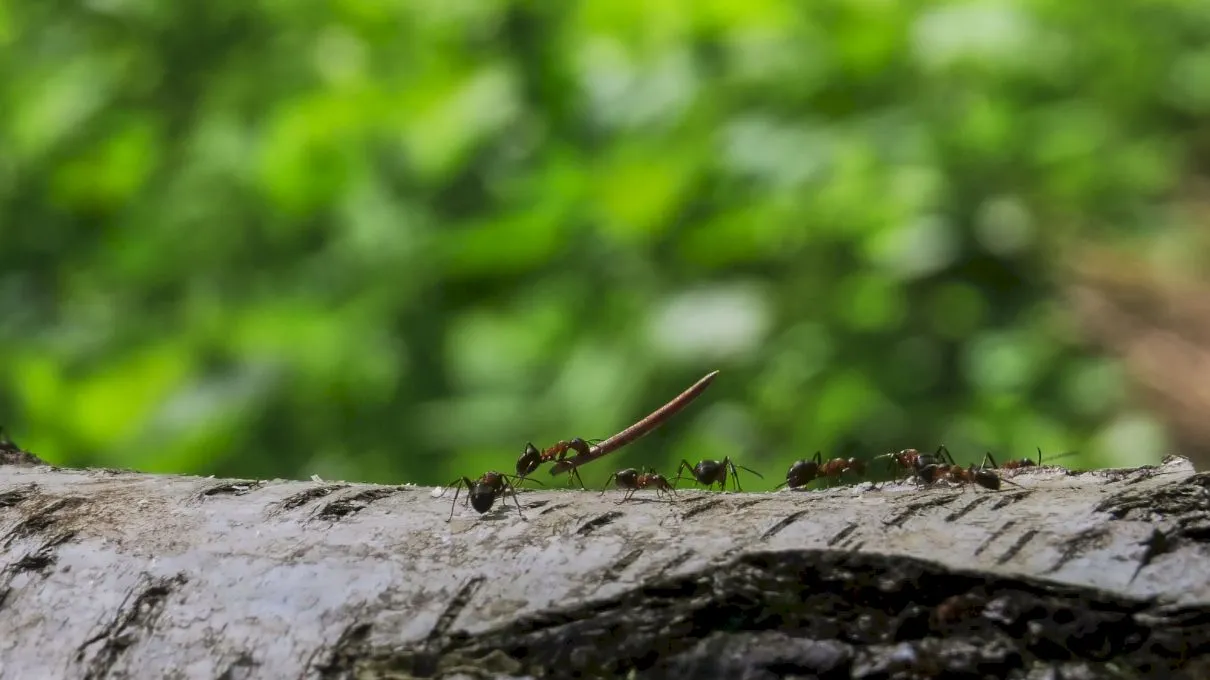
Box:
2, 456, 1209, 679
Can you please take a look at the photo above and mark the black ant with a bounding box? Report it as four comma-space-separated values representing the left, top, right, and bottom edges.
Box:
675, 457, 762, 492
439, 471, 538, 521
515, 438, 598, 489
601, 467, 677, 503
775, 457, 820, 490
775, 452, 866, 490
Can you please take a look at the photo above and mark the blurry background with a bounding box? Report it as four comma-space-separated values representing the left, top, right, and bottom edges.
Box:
3, 0, 1210, 490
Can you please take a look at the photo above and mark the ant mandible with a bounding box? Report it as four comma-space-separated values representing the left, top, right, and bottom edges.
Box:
439, 471, 538, 521
601, 467, 677, 503
675, 457, 763, 492
515, 438, 595, 489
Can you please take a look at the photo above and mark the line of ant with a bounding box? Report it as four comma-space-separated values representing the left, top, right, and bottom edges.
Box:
777, 445, 1079, 493
435, 362, 1080, 519
440, 370, 723, 521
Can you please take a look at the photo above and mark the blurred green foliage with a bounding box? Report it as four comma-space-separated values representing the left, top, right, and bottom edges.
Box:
2, 0, 1206, 489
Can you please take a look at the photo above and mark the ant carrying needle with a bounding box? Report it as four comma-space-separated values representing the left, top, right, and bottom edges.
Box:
601, 467, 677, 504
516, 439, 594, 489
438, 471, 538, 521
675, 457, 762, 492
548, 370, 720, 479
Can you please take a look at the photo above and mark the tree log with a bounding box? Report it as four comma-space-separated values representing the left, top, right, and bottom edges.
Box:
1, 456, 1209, 679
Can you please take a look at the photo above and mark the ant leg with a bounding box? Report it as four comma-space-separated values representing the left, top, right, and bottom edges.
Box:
600, 473, 618, 496
446, 477, 472, 522
673, 460, 696, 489
936, 445, 958, 467
502, 477, 525, 519
982, 451, 1000, 469
722, 458, 742, 492
558, 462, 586, 490
737, 464, 763, 481
436, 477, 462, 499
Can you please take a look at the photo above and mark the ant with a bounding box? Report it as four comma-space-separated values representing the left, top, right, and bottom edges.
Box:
675, 457, 763, 492
775, 457, 820, 490
817, 454, 867, 487
876, 446, 948, 483
985, 447, 1079, 473
917, 450, 1020, 492
515, 438, 599, 489
601, 467, 677, 503
775, 452, 866, 490
439, 471, 539, 521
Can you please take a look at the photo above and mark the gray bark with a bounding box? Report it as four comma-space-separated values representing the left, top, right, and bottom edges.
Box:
1, 456, 1209, 679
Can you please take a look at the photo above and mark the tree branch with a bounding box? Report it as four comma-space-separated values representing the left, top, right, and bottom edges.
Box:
1, 456, 1208, 679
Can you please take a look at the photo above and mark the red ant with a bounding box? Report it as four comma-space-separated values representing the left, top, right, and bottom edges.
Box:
875, 446, 948, 483
917, 450, 1021, 492
515, 438, 599, 489
675, 457, 763, 492
775, 452, 866, 490
601, 467, 677, 503
986, 447, 1079, 472
439, 471, 540, 521
817, 454, 867, 487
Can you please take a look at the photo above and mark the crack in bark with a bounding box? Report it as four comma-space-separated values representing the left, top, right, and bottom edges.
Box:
995, 529, 1039, 565
312, 488, 402, 521
273, 484, 351, 513
77, 573, 188, 680
761, 511, 807, 539
575, 511, 623, 536
882, 494, 963, 526
1, 496, 87, 547
364, 549, 1200, 679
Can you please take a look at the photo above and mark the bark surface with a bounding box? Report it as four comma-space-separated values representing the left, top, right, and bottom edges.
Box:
1, 456, 1209, 679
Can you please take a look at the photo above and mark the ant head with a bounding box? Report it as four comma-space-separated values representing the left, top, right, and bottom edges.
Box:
847, 458, 867, 474
516, 443, 541, 477
469, 484, 496, 513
